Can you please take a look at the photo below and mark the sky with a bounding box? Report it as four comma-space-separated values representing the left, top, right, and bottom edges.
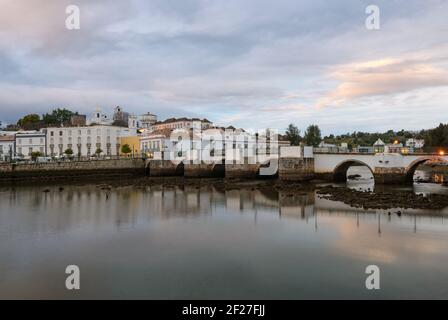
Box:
0, 0, 447, 135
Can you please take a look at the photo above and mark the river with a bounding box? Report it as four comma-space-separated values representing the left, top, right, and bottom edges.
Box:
1, 173, 448, 299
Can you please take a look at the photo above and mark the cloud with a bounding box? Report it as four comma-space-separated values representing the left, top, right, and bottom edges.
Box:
0, 0, 448, 134
318, 55, 448, 107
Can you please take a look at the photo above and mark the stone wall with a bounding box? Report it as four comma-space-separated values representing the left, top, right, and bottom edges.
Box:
225, 164, 259, 179
279, 158, 315, 181
184, 163, 225, 178
148, 160, 183, 177
0, 159, 146, 181
373, 167, 406, 184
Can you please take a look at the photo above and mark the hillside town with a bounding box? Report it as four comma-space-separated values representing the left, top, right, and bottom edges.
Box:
0, 105, 441, 162
0, 106, 292, 162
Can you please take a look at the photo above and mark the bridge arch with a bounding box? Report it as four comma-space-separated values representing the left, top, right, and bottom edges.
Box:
333, 159, 374, 182
405, 156, 447, 183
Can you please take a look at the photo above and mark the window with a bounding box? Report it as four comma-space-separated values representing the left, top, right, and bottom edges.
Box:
87, 129, 91, 135
18, 139, 22, 144
78, 130, 82, 135
59, 131, 63, 136
29, 139, 32, 144
40, 138, 44, 144
50, 131, 54, 136
28, 147, 32, 155
0, 145, 3, 154
18, 147, 22, 154
68, 130, 72, 136
40, 147, 44, 153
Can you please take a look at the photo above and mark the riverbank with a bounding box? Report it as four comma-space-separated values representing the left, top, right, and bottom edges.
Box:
0, 158, 146, 182
4, 174, 447, 211
317, 185, 448, 210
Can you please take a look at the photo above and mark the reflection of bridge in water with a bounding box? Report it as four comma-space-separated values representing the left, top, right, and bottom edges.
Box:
135, 185, 448, 235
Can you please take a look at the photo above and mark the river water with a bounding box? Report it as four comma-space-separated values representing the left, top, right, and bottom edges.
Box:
1, 171, 448, 299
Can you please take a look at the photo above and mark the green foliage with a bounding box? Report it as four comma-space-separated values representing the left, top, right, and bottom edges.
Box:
321, 125, 448, 150
30, 151, 43, 160
285, 124, 302, 146
121, 144, 132, 154
304, 124, 322, 147
17, 114, 40, 128
423, 123, 448, 149
64, 148, 74, 156
95, 148, 103, 155
43, 108, 76, 126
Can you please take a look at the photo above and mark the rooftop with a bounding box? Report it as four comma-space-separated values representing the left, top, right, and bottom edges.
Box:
153, 117, 212, 125
0, 135, 15, 141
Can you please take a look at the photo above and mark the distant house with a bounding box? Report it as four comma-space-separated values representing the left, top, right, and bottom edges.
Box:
70, 114, 87, 126
355, 146, 374, 153
15, 131, 47, 157
385, 143, 403, 154
373, 139, 385, 153
150, 117, 213, 132
406, 138, 425, 151
315, 141, 349, 153
0, 135, 15, 161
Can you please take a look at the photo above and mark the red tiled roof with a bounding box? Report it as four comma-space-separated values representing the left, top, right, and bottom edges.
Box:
0, 135, 15, 141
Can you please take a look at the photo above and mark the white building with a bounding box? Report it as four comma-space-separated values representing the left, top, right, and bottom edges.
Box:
406, 138, 425, 149
141, 126, 287, 163
140, 131, 172, 156
0, 135, 15, 160
150, 118, 213, 133
46, 125, 134, 157
15, 131, 47, 156
140, 113, 158, 129
87, 107, 113, 126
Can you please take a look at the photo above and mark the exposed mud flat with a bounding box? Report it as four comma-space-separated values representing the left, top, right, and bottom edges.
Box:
316, 185, 448, 210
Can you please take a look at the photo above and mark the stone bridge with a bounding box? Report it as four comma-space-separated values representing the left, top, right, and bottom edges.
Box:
313, 152, 448, 184
145, 147, 448, 184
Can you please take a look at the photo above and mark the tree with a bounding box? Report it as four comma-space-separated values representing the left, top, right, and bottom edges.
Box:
121, 144, 132, 156
64, 148, 74, 158
424, 123, 448, 148
30, 151, 43, 161
304, 124, 322, 147
95, 148, 103, 156
43, 108, 76, 126
17, 114, 40, 129
285, 124, 302, 146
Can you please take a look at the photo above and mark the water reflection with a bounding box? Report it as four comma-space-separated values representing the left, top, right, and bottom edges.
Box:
1, 182, 448, 299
